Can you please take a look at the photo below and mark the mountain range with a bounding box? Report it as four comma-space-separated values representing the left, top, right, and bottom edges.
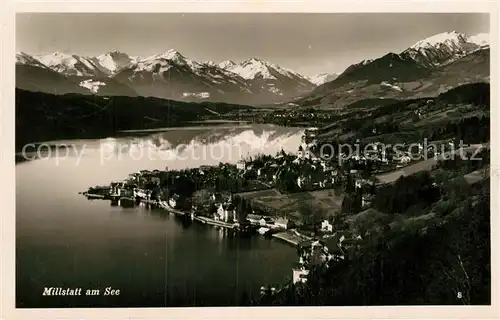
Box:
299, 31, 490, 109
16, 31, 489, 107
16, 50, 317, 105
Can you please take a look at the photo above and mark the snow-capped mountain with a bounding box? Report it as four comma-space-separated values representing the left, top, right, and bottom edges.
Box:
34, 51, 139, 77
468, 33, 489, 47
18, 49, 314, 104
35, 52, 108, 77
79, 79, 107, 93
111, 52, 314, 104
91, 50, 138, 75
221, 57, 308, 82
18, 52, 137, 96
401, 31, 488, 67
218, 60, 237, 70
308, 73, 339, 86
16, 52, 49, 69
300, 31, 490, 109
16, 52, 91, 95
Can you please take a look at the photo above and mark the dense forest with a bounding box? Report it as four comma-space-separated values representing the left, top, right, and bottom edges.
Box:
15, 89, 253, 150
256, 174, 490, 305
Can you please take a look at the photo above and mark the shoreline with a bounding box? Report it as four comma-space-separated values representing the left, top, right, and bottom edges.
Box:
272, 232, 299, 246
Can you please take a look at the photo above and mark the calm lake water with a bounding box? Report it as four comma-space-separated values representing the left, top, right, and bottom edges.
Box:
16, 124, 305, 307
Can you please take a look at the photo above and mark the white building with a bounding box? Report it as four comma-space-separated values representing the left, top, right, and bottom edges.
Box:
297, 145, 304, 158
168, 198, 177, 208
215, 203, 236, 222
381, 149, 388, 163
274, 218, 291, 230
246, 214, 263, 225
169, 194, 180, 208
304, 147, 311, 159
297, 176, 305, 188
236, 160, 246, 171
362, 195, 372, 208
400, 154, 412, 164
355, 179, 362, 189
134, 189, 148, 199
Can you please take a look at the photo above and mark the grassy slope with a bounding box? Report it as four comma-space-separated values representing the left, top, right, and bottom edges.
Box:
15, 89, 253, 150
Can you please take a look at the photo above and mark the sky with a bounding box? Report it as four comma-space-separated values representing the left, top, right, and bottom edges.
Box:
16, 13, 489, 76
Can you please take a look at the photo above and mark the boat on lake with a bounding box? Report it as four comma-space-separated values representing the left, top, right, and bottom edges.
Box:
84, 193, 105, 200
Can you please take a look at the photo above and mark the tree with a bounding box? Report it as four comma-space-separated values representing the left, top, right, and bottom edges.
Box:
299, 202, 322, 233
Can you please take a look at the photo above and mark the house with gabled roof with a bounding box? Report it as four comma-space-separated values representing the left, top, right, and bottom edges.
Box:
274, 217, 292, 230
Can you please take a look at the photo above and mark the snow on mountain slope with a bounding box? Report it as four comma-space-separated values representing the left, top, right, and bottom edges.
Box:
299, 31, 489, 109
112, 52, 314, 104
215, 57, 315, 102
468, 33, 489, 47
132, 49, 206, 74
380, 81, 403, 92
16, 52, 49, 69
224, 58, 278, 80
218, 60, 237, 70
221, 57, 310, 82
17, 52, 137, 96
79, 79, 107, 93
35, 52, 108, 77
16, 52, 92, 95
401, 31, 486, 67
409, 31, 468, 50
308, 73, 339, 86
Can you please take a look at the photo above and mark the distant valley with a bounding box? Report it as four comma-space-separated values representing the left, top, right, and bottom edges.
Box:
16, 31, 488, 109
16, 50, 316, 105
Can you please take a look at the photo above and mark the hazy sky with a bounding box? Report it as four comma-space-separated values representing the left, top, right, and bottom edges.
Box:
16, 13, 489, 76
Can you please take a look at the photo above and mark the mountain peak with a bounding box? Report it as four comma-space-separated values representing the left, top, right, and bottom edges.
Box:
95, 51, 134, 74
45, 51, 74, 59
401, 31, 484, 67
36, 52, 77, 65
243, 57, 268, 65
104, 50, 127, 57
229, 58, 276, 80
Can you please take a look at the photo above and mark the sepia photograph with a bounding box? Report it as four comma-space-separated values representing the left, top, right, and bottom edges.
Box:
10, 9, 494, 312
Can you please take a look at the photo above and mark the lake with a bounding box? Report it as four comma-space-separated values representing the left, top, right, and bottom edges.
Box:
16, 124, 305, 307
